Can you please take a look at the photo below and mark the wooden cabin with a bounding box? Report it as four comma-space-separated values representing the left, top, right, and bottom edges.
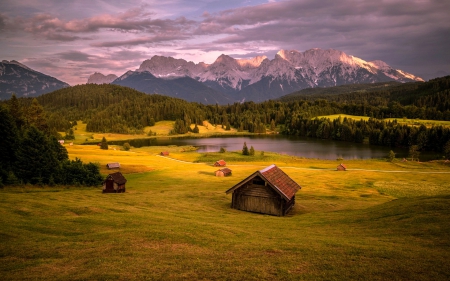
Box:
225, 164, 301, 216
103, 172, 127, 193
215, 168, 232, 177
337, 163, 347, 171
160, 151, 169, 156
106, 162, 120, 169
214, 159, 227, 167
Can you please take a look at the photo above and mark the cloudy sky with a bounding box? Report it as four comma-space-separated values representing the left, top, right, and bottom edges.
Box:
1, 0, 449, 85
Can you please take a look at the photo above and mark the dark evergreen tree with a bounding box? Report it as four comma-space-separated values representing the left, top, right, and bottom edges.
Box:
100, 137, 108, 150
242, 142, 249, 155
0, 105, 19, 182
249, 146, 255, 156
15, 126, 59, 184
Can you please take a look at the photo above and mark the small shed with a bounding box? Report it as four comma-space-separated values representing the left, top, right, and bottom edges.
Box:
160, 151, 169, 156
225, 164, 301, 216
58, 140, 64, 144
337, 163, 347, 171
214, 159, 227, 167
215, 168, 232, 177
106, 162, 120, 169
103, 172, 127, 193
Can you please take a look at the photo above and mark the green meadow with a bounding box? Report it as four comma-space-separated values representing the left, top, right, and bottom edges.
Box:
1, 142, 450, 280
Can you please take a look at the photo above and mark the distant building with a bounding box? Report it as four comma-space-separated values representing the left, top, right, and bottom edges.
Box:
103, 172, 127, 193
106, 162, 120, 169
58, 140, 64, 144
225, 164, 301, 216
215, 168, 232, 177
337, 163, 347, 171
214, 160, 226, 167
160, 151, 169, 156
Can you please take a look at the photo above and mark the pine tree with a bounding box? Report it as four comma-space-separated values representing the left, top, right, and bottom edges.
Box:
242, 142, 249, 155
249, 146, 255, 156
100, 137, 109, 150
15, 126, 59, 184
193, 124, 199, 133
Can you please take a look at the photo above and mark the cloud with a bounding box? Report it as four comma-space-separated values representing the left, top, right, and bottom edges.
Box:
91, 34, 189, 47
56, 51, 93, 61
20, 7, 197, 42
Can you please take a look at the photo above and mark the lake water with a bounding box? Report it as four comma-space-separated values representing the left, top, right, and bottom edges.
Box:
107, 135, 439, 160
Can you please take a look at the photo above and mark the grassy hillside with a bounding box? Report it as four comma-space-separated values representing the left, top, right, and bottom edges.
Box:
1, 145, 449, 280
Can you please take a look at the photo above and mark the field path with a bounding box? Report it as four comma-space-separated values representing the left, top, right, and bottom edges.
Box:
157, 155, 450, 174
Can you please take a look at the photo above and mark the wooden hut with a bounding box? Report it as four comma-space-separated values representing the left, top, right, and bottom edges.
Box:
225, 164, 301, 216
337, 163, 347, 171
106, 162, 120, 169
103, 172, 127, 193
160, 151, 169, 156
215, 168, 232, 177
214, 159, 227, 167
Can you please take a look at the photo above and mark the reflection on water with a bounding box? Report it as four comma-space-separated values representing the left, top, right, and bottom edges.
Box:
107, 135, 439, 160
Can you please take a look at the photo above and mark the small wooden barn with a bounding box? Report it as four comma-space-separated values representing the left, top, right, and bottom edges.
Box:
106, 162, 120, 169
225, 164, 301, 216
160, 151, 169, 156
214, 159, 227, 167
215, 168, 232, 177
337, 163, 347, 171
103, 172, 127, 193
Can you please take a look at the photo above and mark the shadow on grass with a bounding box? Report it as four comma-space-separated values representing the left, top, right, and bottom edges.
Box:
198, 171, 214, 176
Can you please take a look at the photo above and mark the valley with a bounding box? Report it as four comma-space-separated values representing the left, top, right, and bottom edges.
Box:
1, 140, 449, 280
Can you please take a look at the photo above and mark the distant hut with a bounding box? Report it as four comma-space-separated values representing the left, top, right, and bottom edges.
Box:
214, 159, 227, 167
58, 140, 64, 144
337, 163, 347, 171
106, 162, 120, 169
160, 151, 169, 156
225, 164, 301, 216
103, 172, 127, 193
215, 168, 232, 177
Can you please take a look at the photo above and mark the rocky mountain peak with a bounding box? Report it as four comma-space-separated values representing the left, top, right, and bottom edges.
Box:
87, 72, 118, 84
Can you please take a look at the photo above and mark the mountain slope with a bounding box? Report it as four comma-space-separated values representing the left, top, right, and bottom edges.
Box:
0, 60, 69, 99
112, 71, 232, 104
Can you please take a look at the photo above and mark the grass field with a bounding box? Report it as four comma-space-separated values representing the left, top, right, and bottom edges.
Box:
1, 144, 450, 280
65, 120, 249, 145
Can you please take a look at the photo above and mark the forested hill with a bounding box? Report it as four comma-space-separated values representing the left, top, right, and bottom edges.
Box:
36, 84, 209, 133
279, 76, 450, 109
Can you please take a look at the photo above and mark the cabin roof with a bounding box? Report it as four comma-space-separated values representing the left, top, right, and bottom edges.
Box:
338, 163, 347, 169
215, 160, 226, 166
106, 162, 120, 169
217, 167, 232, 174
225, 164, 301, 200
106, 172, 127, 185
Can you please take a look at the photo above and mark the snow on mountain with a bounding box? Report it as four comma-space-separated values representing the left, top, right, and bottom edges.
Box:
87, 72, 118, 84
87, 48, 423, 103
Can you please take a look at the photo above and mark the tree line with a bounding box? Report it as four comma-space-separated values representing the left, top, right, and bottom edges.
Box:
0, 96, 103, 187
5, 76, 450, 159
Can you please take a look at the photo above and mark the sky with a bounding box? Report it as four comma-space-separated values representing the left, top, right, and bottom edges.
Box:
1, 0, 449, 85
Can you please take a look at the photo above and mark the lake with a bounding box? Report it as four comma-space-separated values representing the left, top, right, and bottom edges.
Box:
107, 135, 441, 160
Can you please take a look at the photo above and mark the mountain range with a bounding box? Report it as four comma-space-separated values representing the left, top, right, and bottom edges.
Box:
0, 60, 69, 100
1, 48, 424, 103
107, 48, 423, 103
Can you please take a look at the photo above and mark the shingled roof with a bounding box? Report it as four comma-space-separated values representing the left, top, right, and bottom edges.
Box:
105, 172, 127, 185
226, 164, 301, 201
214, 160, 227, 166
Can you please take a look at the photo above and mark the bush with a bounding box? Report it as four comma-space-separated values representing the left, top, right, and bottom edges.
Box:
123, 143, 131, 151
219, 147, 226, 153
